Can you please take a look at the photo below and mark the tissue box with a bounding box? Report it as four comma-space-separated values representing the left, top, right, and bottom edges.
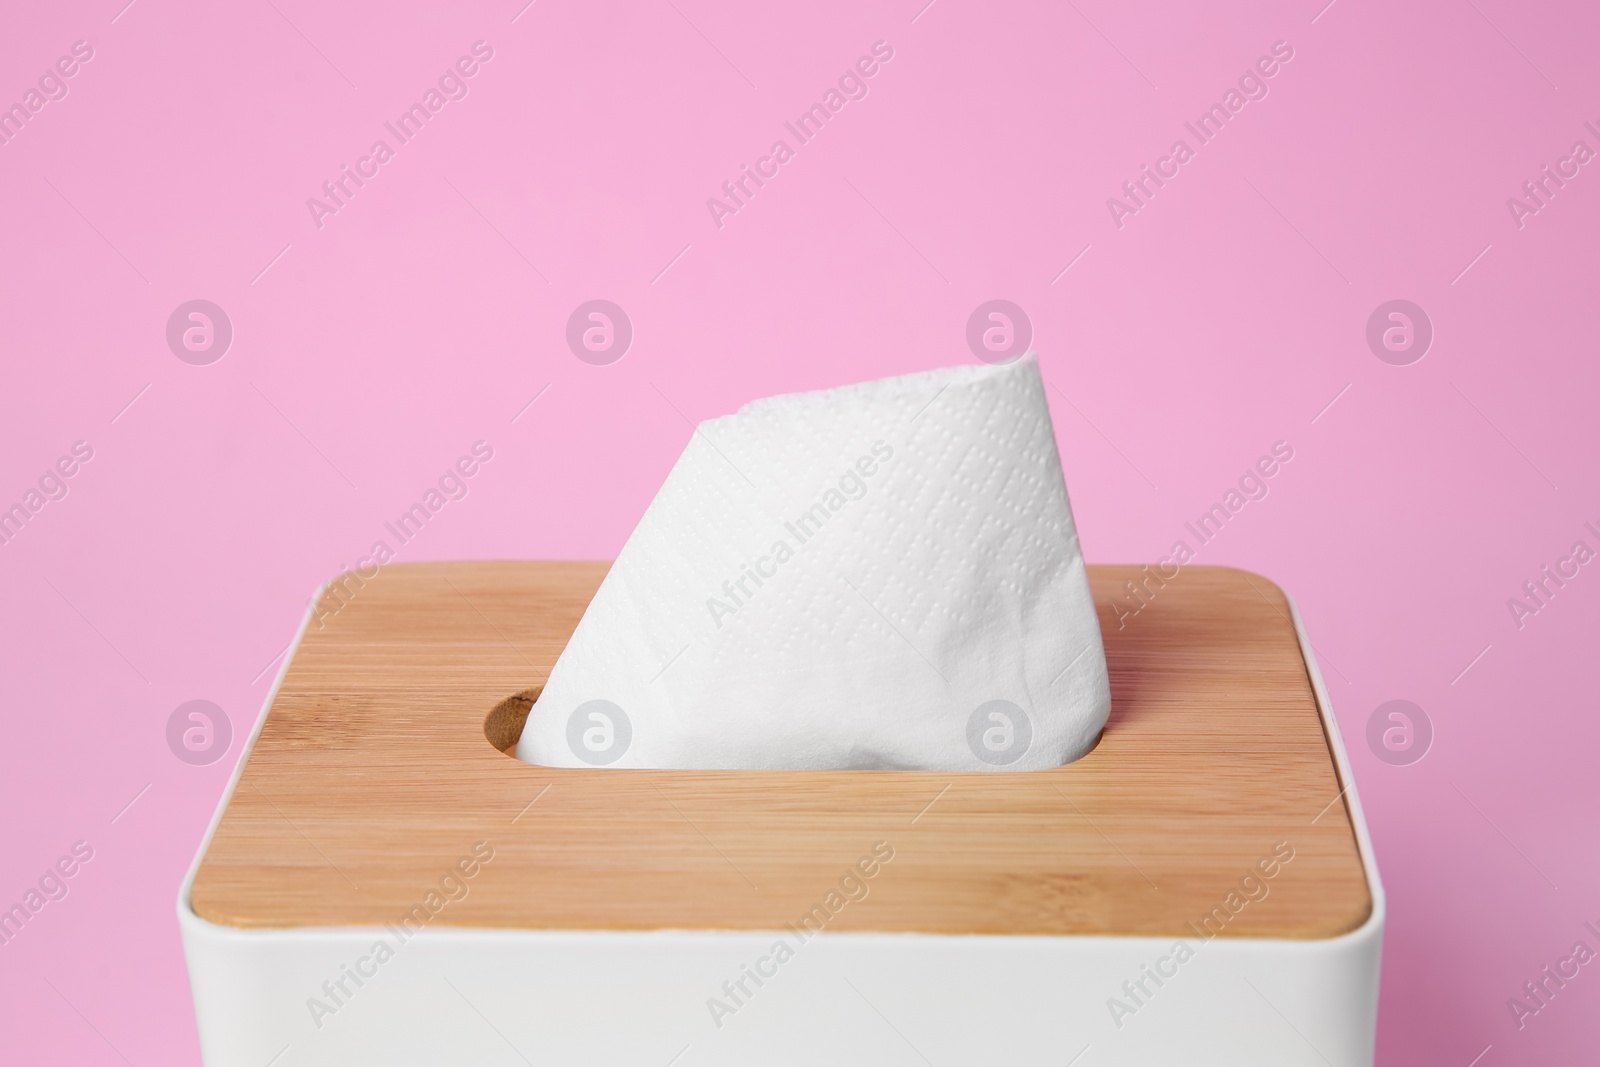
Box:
179, 562, 1381, 1067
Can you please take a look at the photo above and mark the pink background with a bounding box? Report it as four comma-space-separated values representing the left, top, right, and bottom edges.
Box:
2, 0, 1597, 1062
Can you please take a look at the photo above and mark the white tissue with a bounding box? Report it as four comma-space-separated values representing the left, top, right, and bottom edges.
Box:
517, 354, 1110, 771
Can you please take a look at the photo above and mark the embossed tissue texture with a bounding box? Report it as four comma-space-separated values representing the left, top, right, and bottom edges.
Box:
518, 354, 1110, 771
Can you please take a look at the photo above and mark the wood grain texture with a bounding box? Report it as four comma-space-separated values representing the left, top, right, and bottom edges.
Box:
190, 562, 1370, 939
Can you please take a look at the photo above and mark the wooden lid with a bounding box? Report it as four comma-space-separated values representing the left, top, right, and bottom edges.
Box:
190, 562, 1370, 939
